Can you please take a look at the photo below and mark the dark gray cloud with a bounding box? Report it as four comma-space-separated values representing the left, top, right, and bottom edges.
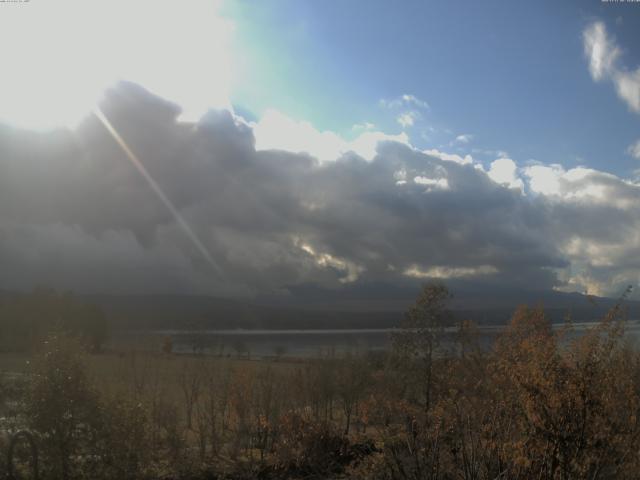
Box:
0, 82, 638, 299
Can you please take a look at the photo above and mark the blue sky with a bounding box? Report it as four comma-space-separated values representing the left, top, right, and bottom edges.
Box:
226, 0, 640, 176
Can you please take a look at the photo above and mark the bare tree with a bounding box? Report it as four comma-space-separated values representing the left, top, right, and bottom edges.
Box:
179, 359, 202, 430
336, 354, 370, 435
393, 283, 452, 413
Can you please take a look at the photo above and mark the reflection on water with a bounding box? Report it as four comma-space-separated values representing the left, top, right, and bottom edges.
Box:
125, 319, 640, 359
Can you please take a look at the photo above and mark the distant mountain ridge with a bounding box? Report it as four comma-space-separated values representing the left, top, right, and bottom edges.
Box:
80, 289, 640, 331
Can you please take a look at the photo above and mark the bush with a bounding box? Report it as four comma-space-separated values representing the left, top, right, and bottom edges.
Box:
270, 412, 349, 478
25, 334, 101, 480
94, 396, 153, 480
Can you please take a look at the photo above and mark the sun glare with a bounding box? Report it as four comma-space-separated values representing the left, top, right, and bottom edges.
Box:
0, 0, 234, 131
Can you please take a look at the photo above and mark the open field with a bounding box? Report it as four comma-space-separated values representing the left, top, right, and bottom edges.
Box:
0, 349, 301, 402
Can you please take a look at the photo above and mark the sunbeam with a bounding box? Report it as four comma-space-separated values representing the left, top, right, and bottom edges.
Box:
93, 106, 221, 275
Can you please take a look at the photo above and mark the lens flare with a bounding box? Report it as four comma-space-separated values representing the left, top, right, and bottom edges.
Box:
93, 107, 221, 274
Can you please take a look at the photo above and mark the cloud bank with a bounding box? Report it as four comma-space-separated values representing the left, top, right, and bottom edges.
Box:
0, 82, 639, 299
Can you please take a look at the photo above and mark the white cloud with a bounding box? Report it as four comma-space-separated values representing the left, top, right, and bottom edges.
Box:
413, 176, 450, 191
472, 148, 509, 159
583, 22, 620, 81
487, 158, 524, 191
380, 94, 429, 110
397, 111, 420, 128
295, 239, 364, 284
401, 94, 429, 109
523, 164, 628, 206
252, 109, 409, 162
628, 139, 640, 159
352, 122, 375, 131
381, 94, 429, 130
253, 109, 345, 162
454, 134, 473, 144
423, 148, 473, 165
556, 229, 640, 297
524, 164, 564, 196
614, 69, 640, 112
583, 21, 640, 113
404, 264, 498, 279
349, 130, 410, 160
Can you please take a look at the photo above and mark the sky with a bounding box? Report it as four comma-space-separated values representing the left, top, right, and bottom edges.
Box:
0, 0, 640, 301
226, 1, 640, 174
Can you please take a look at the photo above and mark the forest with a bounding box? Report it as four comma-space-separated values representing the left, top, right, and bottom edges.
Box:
0, 284, 638, 479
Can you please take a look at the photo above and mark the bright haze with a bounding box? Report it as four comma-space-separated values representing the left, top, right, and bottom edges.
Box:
1, 0, 640, 305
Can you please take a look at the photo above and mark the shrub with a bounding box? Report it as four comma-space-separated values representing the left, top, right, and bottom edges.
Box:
271, 412, 349, 477
25, 334, 101, 480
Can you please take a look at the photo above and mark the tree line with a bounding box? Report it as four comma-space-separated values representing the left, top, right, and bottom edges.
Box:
0, 288, 108, 353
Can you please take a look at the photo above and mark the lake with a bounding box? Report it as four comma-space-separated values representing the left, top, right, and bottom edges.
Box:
124, 319, 640, 359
